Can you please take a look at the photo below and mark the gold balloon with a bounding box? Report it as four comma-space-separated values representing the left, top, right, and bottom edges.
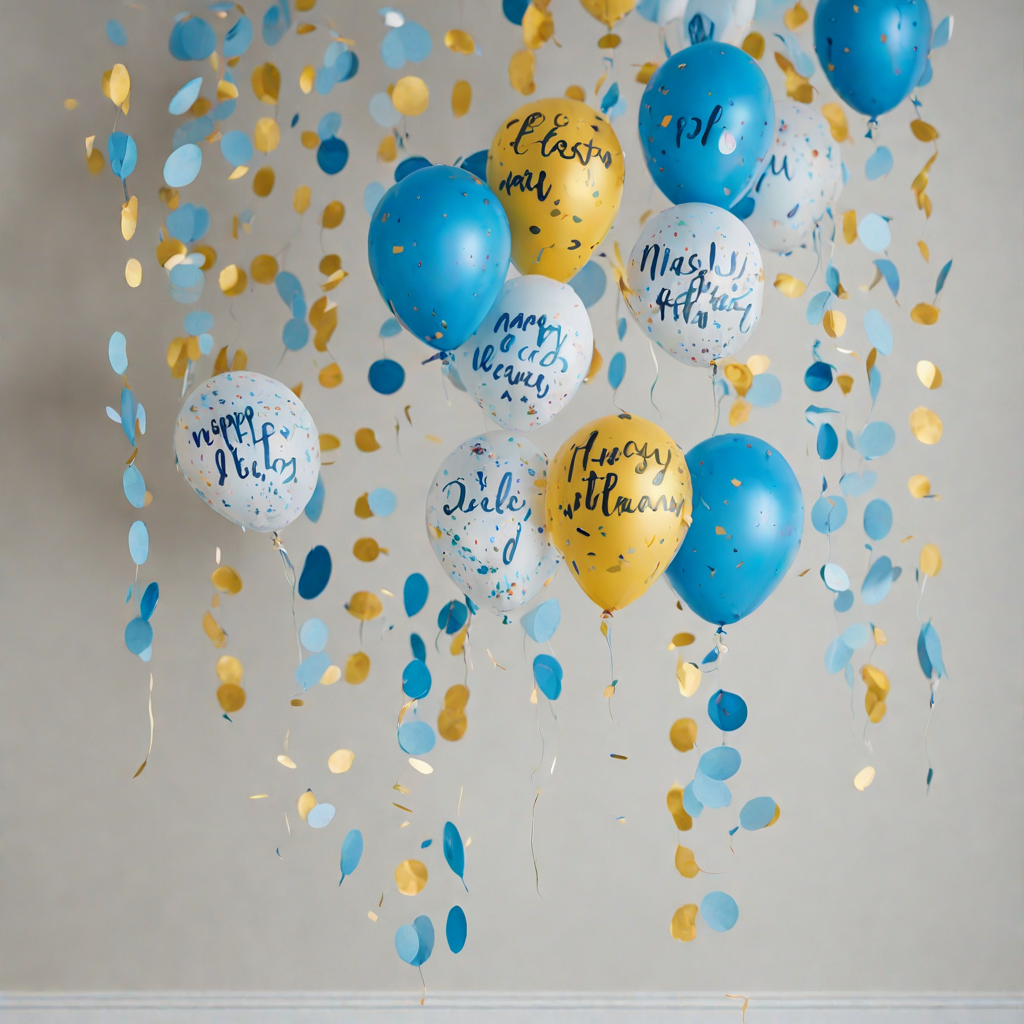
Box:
487, 97, 624, 282
579, 0, 637, 30
546, 414, 692, 612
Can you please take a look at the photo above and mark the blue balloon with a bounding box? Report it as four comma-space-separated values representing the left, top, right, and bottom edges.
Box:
638, 42, 774, 209
367, 165, 511, 351
814, 0, 932, 118
665, 434, 803, 625
460, 150, 488, 179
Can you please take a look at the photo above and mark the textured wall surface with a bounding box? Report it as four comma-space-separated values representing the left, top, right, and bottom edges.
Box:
0, 0, 1020, 995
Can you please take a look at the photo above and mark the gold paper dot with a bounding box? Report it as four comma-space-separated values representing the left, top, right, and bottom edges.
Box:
783, 2, 809, 29
723, 362, 753, 396
348, 592, 383, 621
217, 683, 246, 712
445, 29, 475, 54
121, 196, 138, 241
676, 659, 701, 698
320, 433, 341, 452
125, 258, 142, 288
774, 273, 806, 298
355, 428, 380, 452
344, 652, 370, 684
854, 766, 875, 791
908, 474, 931, 498
191, 244, 216, 270
298, 790, 317, 820
250, 254, 279, 285
354, 493, 373, 518
728, 398, 751, 427
508, 49, 536, 95
321, 200, 345, 229
395, 859, 428, 895
822, 102, 849, 143
203, 611, 227, 647
669, 632, 695, 649
157, 238, 186, 267
277, 755, 297, 769
438, 708, 468, 741
742, 32, 765, 59
253, 166, 275, 197
910, 119, 939, 142
216, 655, 243, 685
299, 65, 315, 94
916, 360, 942, 389
746, 354, 770, 375
666, 783, 693, 832
670, 904, 698, 942
451, 79, 472, 118
87, 148, 105, 174
65, 98, 79, 110
301, 130, 320, 149
254, 117, 281, 153
251, 63, 280, 104
211, 566, 243, 594
669, 718, 698, 753
836, 373, 854, 395
919, 543, 942, 577
911, 303, 940, 325
219, 264, 248, 296
909, 407, 943, 445
378, 134, 397, 161
444, 684, 470, 713
392, 76, 429, 116
674, 845, 700, 879
319, 363, 343, 388
353, 538, 381, 562
319, 665, 342, 686
328, 749, 355, 773
822, 309, 847, 338
109, 64, 130, 107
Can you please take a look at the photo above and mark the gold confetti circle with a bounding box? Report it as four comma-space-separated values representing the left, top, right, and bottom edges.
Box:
353, 538, 381, 562
909, 407, 943, 445
345, 652, 370, 684
674, 845, 699, 879
328, 749, 355, 774
916, 360, 942, 389
253, 166, 275, 198
219, 265, 248, 296
670, 904, 698, 942
355, 428, 380, 452
451, 79, 472, 118
301, 130, 320, 149
919, 543, 942, 577
321, 201, 345, 229
666, 784, 693, 832
669, 718, 698, 753
908, 475, 931, 498
298, 790, 317, 820
216, 655, 243, 686
125, 258, 142, 288
299, 66, 315, 94
392, 76, 429, 116
319, 665, 342, 686
395, 859, 428, 895
211, 565, 243, 593
320, 254, 341, 276
438, 708, 468, 742
354, 493, 373, 518
319, 363, 343, 388
217, 683, 246, 712
723, 363, 753, 396
444, 28, 475, 54
669, 632, 694, 649
294, 185, 311, 214
854, 766, 876, 791
251, 63, 280, 104
348, 592, 383, 621
250, 254, 279, 285
443, 684, 470, 713
254, 117, 281, 153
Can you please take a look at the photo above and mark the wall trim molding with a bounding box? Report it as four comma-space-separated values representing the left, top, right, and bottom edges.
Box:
1, 990, 1021, 1017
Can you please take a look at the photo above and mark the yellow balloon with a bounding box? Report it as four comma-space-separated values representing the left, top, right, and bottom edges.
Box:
487, 98, 624, 282
546, 414, 692, 612
579, 0, 637, 29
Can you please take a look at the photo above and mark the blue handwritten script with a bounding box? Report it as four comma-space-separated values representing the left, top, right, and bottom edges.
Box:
188, 405, 297, 487
442, 470, 530, 565
638, 240, 756, 333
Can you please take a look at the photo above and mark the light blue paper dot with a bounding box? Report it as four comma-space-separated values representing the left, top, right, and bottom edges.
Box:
125, 617, 154, 655
300, 618, 329, 653
340, 829, 363, 879
163, 144, 202, 188
140, 581, 160, 621
223, 14, 253, 57
739, 797, 776, 831
107, 19, 128, 45
307, 803, 336, 829
692, 768, 731, 809
862, 556, 894, 606
821, 563, 849, 592
865, 146, 894, 181
841, 622, 871, 650
364, 181, 386, 216
395, 925, 420, 965
318, 112, 342, 140
521, 598, 560, 644
123, 465, 146, 508
184, 311, 213, 335
220, 130, 252, 166
108, 331, 128, 374
334, 50, 358, 82
811, 495, 848, 534
368, 488, 397, 517
746, 372, 781, 407
682, 781, 703, 818
701, 891, 739, 932
824, 636, 854, 674
607, 352, 626, 390
296, 652, 332, 691
381, 28, 407, 68
369, 92, 402, 128
169, 76, 203, 115
402, 659, 432, 700
698, 746, 741, 781
858, 214, 891, 253
398, 720, 435, 755
863, 310, 893, 356
840, 471, 877, 498
315, 63, 339, 95
275, 271, 303, 309
169, 263, 204, 303
305, 474, 325, 523
128, 521, 149, 565
396, 21, 432, 61
569, 261, 606, 308
282, 318, 309, 351
833, 589, 854, 612
859, 422, 895, 460
863, 499, 892, 540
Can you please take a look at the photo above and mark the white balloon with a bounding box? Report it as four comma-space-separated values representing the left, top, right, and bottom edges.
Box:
743, 103, 844, 253
425, 431, 560, 612
624, 203, 763, 368
449, 275, 593, 433
655, 0, 755, 41
174, 371, 320, 532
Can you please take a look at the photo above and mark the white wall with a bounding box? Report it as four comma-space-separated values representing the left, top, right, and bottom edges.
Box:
0, 0, 1020, 998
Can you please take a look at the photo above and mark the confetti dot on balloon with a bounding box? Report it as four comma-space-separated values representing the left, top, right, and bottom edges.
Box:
300, 618, 329, 653
701, 891, 739, 932
369, 358, 405, 394
368, 488, 397, 517
317, 137, 349, 175
163, 143, 202, 187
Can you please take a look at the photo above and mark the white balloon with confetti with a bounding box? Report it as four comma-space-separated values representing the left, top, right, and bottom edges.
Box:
624, 203, 764, 369
174, 371, 320, 532
742, 102, 844, 253
449, 275, 593, 433
425, 431, 560, 612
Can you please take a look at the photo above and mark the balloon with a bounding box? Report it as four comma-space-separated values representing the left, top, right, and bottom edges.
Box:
638, 41, 774, 209
665, 433, 803, 624
642, 0, 755, 44
450, 275, 593, 432
579, 0, 637, 30
487, 98, 624, 282
174, 371, 320, 532
547, 414, 693, 612
624, 203, 763, 368
367, 165, 511, 351
814, 0, 932, 118
425, 431, 560, 612
742, 103, 843, 253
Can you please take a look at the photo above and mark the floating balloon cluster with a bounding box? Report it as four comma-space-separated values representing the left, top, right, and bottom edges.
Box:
84, 0, 955, 973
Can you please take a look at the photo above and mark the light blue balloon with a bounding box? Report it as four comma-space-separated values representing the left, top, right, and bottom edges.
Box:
638, 41, 774, 208
814, 0, 932, 118
368, 166, 511, 351
701, 891, 739, 932
698, 746, 741, 781
665, 434, 803, 625
128, 521, 149, 566
811, 495, 848, 534
863, 499, 892, 540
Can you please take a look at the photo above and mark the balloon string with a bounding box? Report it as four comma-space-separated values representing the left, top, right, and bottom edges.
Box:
710, 363, 721, 436
132, 673, 155, 778
418, 966, 426, 1006
272, 533, 302, 668
646, 338, 662, 420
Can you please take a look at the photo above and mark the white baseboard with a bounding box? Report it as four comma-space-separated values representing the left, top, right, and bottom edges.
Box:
1, 992, 1021, 1023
